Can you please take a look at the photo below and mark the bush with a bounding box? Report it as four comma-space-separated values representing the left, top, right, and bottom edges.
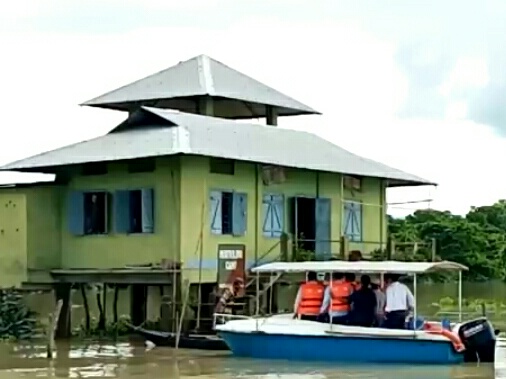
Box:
0, 288, 38, 341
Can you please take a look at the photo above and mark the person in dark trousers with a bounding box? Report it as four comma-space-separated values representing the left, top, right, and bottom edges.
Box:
383, 273, 414, 329
348, 275, 377, 327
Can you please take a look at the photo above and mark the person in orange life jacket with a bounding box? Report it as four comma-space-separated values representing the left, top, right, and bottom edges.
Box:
319, 272, 353, 325
348, 275, 377, 327
345, 273, 360, 291
293, 271, 325, 321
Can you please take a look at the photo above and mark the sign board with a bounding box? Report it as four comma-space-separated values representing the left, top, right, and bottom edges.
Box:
217, 244, 246, 297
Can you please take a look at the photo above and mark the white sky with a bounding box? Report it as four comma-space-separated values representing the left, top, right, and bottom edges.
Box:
0, 0, 505, 216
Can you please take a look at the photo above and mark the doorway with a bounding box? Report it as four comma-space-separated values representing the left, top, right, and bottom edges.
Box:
290, 197, 316, 252
290, 196, 331, 260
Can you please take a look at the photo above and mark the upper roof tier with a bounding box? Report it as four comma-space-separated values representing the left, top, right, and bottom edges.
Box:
81, 54, 320, 119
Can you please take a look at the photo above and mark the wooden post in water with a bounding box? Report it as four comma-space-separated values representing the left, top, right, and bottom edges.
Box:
196, 202, 205, 331
175, 279, 190, 349
46, 299, 63, 359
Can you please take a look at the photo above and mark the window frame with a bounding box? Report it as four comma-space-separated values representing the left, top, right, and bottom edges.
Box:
209, 189, 247, 236
209, 158, 235, 175
114, 188, 155, 235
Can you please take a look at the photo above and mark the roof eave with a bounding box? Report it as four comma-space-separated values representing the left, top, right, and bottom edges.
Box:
386, 178, 437, 188
80, 97, 321, 117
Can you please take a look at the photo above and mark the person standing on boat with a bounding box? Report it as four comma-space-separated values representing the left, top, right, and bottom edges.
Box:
383, 274, 414, 329
348, 275, 377, 327
294, 271, 325, 321
371, 282, 386, 327
319, 272, 352, 324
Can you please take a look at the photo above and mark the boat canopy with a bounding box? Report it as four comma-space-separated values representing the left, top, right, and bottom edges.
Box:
250, 260, 468, 274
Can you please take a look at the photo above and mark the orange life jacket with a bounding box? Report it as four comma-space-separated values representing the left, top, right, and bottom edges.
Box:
330, 281, 352, 312
297, 281, 325, 316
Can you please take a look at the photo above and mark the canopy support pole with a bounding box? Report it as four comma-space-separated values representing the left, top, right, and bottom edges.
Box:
458, 270, 463, 322
413, 273, 417, 332
255, 272, 260, 316
329, 273, 333, 331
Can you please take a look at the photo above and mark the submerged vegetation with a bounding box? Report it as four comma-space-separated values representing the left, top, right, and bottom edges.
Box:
0, 289, 38, 341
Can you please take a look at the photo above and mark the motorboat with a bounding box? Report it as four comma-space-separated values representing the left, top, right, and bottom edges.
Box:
215, 260, 497, 364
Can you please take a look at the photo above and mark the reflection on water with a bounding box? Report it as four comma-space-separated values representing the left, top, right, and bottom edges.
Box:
0, 340, 503, 379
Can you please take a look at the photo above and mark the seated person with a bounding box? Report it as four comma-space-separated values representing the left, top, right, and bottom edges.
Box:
319, 272, 352, 324
348, 275, 377, 327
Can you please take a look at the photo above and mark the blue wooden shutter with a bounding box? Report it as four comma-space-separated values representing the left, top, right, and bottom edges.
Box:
114, 190, 131, 233
68, 191, 85, 235
262, 195, 274, 237
210, 190, 223, 235
343, 201, 362, 242
264, 194, 284, 238
141, 188, 154, 233
232, 192, 247, 236
315, 198, 331, 260
272, 195, 284, 238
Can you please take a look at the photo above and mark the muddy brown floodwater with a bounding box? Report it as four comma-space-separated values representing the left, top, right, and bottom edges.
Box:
0, 340, 504, 379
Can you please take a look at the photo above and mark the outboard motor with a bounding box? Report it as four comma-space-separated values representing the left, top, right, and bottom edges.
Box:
458, 317, 496, 363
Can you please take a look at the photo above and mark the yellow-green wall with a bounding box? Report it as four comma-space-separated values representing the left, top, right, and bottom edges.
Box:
0, 155, 387, 287
180, 156, 386, 283
0, 192, 27, 287
61, 157, 180, 268
0, 185, 63, 287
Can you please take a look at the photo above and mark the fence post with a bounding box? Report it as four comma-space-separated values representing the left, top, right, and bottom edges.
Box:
280, 233, 288, 261
339, 236, 346, 260
431, 238, 437, 261
387, 238, 395, 260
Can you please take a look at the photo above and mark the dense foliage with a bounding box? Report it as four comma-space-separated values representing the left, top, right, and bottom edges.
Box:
0, 289, 38, 340
379, 200, 506, 281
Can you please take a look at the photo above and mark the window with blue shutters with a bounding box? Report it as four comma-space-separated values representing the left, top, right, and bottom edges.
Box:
262, 194, 284, 238
68, 190, 109, 235
209, 190, 247, 236
343, 201, 363, 242
114, 188, 154, 234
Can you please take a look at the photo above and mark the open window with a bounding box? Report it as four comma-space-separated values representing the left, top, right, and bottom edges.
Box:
289, 196, 331, 260
209, 158, 235, 175
127, 158, 156, 173
210, 190, 247, 236
114, 188, 154, 234
68, 191, 109, 235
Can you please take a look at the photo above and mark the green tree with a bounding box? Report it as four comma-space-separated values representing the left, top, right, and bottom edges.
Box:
387, 201, 506, 281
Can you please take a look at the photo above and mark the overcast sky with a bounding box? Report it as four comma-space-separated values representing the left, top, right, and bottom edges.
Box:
0, 0, 504, 216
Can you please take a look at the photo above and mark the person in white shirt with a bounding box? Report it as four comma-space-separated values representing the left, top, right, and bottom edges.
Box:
383, 274, 414, 329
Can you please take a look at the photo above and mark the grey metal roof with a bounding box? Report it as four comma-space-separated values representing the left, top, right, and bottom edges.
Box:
81, 55, 320, 119
0, 107, 434, 187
